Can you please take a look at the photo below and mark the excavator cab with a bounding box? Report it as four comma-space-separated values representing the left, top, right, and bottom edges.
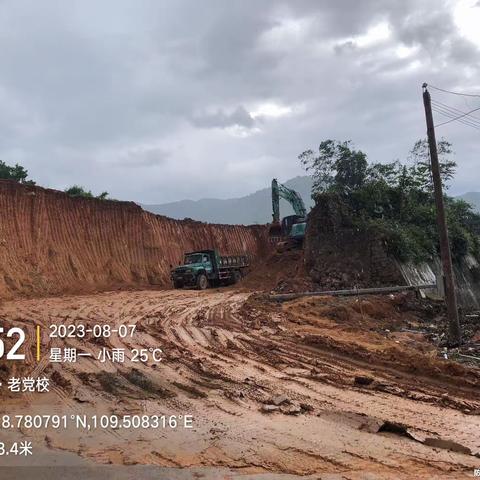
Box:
269, 216, 300, 240
281, 215, 304, 237
290, 221, 307, 241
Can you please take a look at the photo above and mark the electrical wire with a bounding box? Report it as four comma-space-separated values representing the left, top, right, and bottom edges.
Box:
432, 103, 480, 127
429, 84, 480, 98
431, 104, 480, 129
432, 99, 480, 119
432, 106, 480, 129
432, 106, 480, 130
433, 104, 480, 128
433, 115, 480, 131
431, 99, 480, 124
431, 105, 480, 130
432, 105, 480, 127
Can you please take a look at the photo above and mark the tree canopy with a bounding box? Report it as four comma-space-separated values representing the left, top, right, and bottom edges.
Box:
0, 160, 35, 184
299, 140, 368, 193
0, 159, 110, 201
64, 185, 109, 200
300, 139, 479, 263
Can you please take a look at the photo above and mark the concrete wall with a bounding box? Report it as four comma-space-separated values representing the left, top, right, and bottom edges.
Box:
400, 256, 480, 309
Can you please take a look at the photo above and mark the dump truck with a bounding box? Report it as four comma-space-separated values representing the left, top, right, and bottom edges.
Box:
170, 249, 249, 290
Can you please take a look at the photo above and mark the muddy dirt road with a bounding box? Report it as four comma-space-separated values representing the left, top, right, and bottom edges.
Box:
0, 288, 479, 479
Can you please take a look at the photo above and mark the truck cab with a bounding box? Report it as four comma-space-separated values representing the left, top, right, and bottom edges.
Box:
185, 252, 214, 274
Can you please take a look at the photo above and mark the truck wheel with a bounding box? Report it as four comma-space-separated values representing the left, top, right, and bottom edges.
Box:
173, 280, 183, 289
196, 273, 208, 290
231, 270, 242, 285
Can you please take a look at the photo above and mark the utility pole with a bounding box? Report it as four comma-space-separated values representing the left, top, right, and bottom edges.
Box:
422, 83, 461, 346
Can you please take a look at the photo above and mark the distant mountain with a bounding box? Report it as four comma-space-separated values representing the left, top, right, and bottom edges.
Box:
458, 192, 480, 213
142, 179, 480, 224
141, 176, 315, 225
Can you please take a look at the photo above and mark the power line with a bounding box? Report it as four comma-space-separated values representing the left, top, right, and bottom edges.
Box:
432, 114, 480, 131
432, 113, 480, 131
432, 107, 480, 131
434, 104, 480, 128
425, 82, 480, 130
431, 109, 480, 130
432, 102, 480, 125
432, 116, 480, 131
431, 104, 480, 129
431, 105, 480, 130
432, 99, 480, 119
431, 99, 480, 123
429, 84, 480, 98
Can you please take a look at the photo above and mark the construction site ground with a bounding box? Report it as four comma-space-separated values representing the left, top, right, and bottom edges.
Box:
0, 283, 479, 479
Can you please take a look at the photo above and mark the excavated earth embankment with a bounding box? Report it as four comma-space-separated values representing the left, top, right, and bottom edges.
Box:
0, 180, 269, 299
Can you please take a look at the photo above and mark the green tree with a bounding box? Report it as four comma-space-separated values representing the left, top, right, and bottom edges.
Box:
408, 138, 456, 190
301, 138, 480, 263
0, 160, 35, 184
97, 191, 109, 200
65, 185, 109, 200
299, 140, 367, 194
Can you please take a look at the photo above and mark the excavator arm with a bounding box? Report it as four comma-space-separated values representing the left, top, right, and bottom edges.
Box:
271, 178, 306, 222
272, 179, 280, 223
270, 178, 307, 242
278, 182, 306, 217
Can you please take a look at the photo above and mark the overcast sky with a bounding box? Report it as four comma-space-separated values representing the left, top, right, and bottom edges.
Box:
0, 0, 479, 203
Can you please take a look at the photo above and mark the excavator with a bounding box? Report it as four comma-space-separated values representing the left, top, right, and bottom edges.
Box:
269, 178, 307, 249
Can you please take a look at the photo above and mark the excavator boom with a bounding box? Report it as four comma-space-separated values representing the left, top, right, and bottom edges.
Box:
271, 179, 280, 223
277, 182, 306, 217
271, 178, 306, 221
269, 178, 307, 241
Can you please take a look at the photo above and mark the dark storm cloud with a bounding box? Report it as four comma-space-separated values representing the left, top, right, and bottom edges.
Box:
0, 0, 479, 203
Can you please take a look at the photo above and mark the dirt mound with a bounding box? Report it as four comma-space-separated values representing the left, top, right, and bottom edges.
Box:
0, 180, 269, 299
275, 293, 480, 389
304, 196, 405, 289
241, 249, 313, 292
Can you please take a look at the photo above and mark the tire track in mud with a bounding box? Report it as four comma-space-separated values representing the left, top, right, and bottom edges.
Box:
0, 289, 479, 478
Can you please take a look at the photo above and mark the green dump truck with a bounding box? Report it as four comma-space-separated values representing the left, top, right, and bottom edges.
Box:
170, 249, 249, 290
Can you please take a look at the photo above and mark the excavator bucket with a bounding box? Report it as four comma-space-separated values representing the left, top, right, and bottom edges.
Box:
268, 221, 282, 241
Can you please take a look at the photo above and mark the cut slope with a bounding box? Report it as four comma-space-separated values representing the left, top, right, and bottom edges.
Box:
0, 180, 269, 299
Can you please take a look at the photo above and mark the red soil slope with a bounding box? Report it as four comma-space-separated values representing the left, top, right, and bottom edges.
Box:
0, 180, 269, 299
